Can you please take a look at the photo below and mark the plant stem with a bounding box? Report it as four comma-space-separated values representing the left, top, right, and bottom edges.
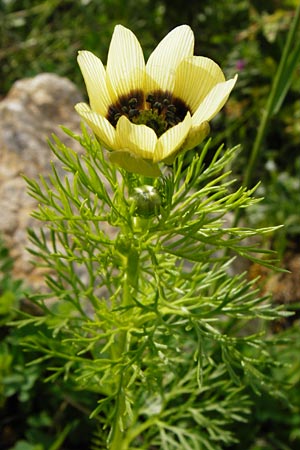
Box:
109, 371, 127, 450
109, 248, 139, 450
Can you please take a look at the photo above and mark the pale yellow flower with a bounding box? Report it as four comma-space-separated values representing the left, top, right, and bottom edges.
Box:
75, 25, 237, 177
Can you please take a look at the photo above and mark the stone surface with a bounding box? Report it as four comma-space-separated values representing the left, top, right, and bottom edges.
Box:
0, 73, 83, 288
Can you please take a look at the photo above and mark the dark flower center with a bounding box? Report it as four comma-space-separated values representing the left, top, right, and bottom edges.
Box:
106, 90, 190, 137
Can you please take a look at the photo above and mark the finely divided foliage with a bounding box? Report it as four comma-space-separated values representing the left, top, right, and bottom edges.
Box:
21, 123, 287, 449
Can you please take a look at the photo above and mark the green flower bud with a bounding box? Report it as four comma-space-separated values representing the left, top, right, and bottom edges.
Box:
130, 185, 161, 217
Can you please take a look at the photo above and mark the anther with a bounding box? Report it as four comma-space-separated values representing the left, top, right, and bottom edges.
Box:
121, 106, 129, 113
153, 102, 162, 113
128, 109, 139, 118
166, 119, 176, 127
128, 97, 138, 108
114, 113, 122, 121
146, 94, 154, 104
146, 119, 161, 134
167, 104, 176, 113
166, 111, 174, 118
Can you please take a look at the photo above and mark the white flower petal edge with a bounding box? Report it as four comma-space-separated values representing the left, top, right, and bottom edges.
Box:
75, 103, 117, 150
77, 51, 111, 116
174, 56, 225, 113
116, 115, 157, 160
106, 25, 145, 101
146, 25, 194, 93
192, 75, 238, 126
154, 112, 192, 163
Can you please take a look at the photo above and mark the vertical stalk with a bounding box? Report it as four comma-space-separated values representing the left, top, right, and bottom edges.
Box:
109, 363, 127, 450
108, 248, 139, 450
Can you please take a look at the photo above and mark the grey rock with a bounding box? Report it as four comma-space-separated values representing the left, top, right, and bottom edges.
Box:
0, 73, 83, 288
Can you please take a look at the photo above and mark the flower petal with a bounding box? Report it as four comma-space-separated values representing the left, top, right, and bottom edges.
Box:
192, 75, 238, 125
154, 112, 192, 163
106, 25, 145, 101
146, 25, 194, 93
116, 115, 157, 160
109, 151, 161, 177
183, 121, 210, 151
174, 56, 225, 113
77, 51, 111, 115
75, 102, 117, 150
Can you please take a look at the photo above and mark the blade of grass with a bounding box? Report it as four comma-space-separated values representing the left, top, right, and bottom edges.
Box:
233, 4, 300, 228
243, 3, 300, 190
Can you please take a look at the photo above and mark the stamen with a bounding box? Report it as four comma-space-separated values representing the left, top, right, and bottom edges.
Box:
167, 104, 176, 113
128, 97, 138, 108
146, 94, 154, 104
153, 102, 162, 113
146, 119, 161, 135
106, 90, 144, 127
128, 109, 139, 119
106, 89, 190, 137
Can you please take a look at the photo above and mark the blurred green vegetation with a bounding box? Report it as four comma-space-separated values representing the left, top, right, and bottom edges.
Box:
1, 0, 299, 192
1, 0, 300, 449
0, 237, 98, 449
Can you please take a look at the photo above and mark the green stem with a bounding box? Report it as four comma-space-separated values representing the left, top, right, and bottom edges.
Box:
109, 249, 139, 450
109, 371, 127, 450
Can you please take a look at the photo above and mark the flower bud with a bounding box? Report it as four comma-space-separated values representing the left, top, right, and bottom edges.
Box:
130, 185, 161, 217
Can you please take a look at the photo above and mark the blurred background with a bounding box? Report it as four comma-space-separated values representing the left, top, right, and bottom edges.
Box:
0, 0, 300, 449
